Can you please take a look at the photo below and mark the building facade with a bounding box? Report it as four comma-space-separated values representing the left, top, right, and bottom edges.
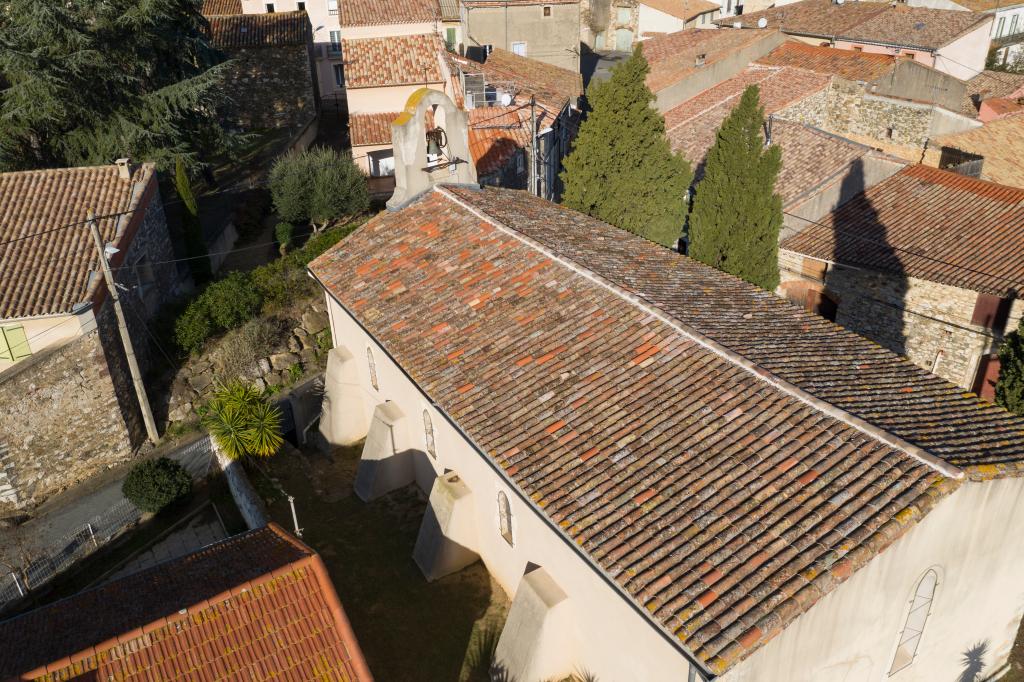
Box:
463, 0, 582, 70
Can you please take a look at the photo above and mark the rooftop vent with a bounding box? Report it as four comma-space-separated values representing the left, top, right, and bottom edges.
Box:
695, 53, 707, 67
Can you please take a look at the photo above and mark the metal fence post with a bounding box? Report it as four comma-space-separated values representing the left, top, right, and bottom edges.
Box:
10, 572, 24, 597
288, 496, 303, 538
87, 523, 98, 548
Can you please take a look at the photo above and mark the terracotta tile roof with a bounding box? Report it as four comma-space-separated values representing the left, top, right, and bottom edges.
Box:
663, 65, 831, 166
954, 0, 1024, 10
721, 0, 889, 37
454, 49, 583, 112
641, 28, 781, 93
0, 524, 372, 681
341, 34, 445, 88
756, 41, 895, 82
464, 0, 577, 5
963, 70, 1024, 116
207, 11, 310, 48
781, 164, 1024, 297
340, 0, 440, 27
312, 185, 1024, 671
640, 0, 720, 21
839, 5, 991, 50
982, 95, 1024, 119
0, 163, 156, 320
469, 107, 533, 175
350, 112, 399, 147
928, 112, 1024, 189
200, 0, 241, 16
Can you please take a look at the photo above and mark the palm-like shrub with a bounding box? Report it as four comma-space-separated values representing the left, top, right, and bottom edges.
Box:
201, 381, 284, 460
122, 457, 192, 513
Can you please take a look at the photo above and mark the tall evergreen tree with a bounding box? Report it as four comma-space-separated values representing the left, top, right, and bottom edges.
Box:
996, 319, 1024, 415
560, 45, 691, 247
174, 157, 212, 283
0, 0, 233, 171
689, 85, 783, 291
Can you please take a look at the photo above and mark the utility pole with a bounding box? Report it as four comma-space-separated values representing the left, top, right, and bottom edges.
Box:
529, 96, 538, 197
87, 211, 159, 444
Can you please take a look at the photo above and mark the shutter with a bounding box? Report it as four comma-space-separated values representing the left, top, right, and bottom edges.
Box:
970, 294, 1011, 332
973, 355, 1001, 401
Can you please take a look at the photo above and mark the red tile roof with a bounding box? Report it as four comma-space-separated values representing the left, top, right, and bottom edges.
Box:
0, 524, 372, 681
350, 112, 399, 147
839, 5, 991, 51
468, 107, 532, 176
207, 11, 310, 48
781, 164, 1024, 297
930, 111, 1024, 189
963, 70, 1024, 117
722, 0, 889, 37
340, 0, 440, 27
756, 41, 895, 82
641, 28, 781, 93
311, 185, 1024, 671
452, 49, 583, 113
341, 34, 445, 89
0, 163, 157, 320
200, 0, 241, 15
641, 0, 720, 21
663, 65, 831, 166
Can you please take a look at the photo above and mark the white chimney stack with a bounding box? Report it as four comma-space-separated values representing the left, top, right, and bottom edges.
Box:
115, 157, 134, 180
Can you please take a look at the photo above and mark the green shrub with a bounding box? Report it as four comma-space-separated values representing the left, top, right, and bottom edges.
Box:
274, 222, 294, 253
203, 271, 262, 330
175, 299, 214, 354
211, 317, 287, 381
201, 380, 283, 460
269, 147, 369, 231
250, 256, 315, 312
122, 457, 193, 513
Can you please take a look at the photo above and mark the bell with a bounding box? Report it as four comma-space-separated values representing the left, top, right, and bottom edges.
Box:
426, 133, 442, 158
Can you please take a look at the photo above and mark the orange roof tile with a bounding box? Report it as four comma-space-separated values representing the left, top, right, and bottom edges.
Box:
723, 0, 889, 37
468, 107, 532, 176
0, 524, 373, 682
341, 34, 445, 88
0, 163, 157, 320
781, 164, 1024, 296
756, 41, 895, 82
200, 0, 241, 15
452, 49, 583, 112
963, 70, 1024, 116
207, 11, 310, 48
641, 28, 781, 93
350, 111, 399, 146
930, 111, 1024, 189
340, 0, 440, 27
640, 0, 719, 21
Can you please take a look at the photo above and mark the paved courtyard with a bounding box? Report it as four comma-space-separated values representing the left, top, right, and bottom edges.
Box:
105, 504, 228, 581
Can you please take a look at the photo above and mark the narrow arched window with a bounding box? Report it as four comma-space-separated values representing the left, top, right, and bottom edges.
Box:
498, 491, 513, 546
367, 347, 378, 391
889, 570, 938, 675
423, 409, 436, 458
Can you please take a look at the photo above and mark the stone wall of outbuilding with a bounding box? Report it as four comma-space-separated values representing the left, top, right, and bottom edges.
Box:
220, 44, 317, 132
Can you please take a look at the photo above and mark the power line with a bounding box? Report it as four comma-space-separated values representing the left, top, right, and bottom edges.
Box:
0, 209, 136, 250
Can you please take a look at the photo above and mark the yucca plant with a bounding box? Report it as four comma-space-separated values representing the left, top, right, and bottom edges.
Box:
201, 381, 284, 460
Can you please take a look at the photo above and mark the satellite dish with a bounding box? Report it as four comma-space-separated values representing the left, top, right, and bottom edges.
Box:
500, 93, 513, 106
757, 16, 768, 27
836, 0, 844, 4
733, 21, 742, 28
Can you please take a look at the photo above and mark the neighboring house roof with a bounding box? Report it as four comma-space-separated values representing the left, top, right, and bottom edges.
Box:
350, 111, 399, 146
755, 41, 896, 82
0, 163, 156, 320
468, 107, 533, 176
200, 0, 242, 15
340, 0, 440, 27
311, 184, 1024, 672
0, 524, 372, 681
454, 49, 583, 112
341, 34, 445, 88
955, 0, 1024, 10
641, 28, 781, 93
981, 95, 1024, 119
929, 111, 1024, 188
838, 5, 990, 51
207, 11, 310, 48
463, 0, 578, 5
962, 69, 1024, 116
721, 0, 889, 38
641, 0, 720, 21
663, 65, 831, 167
439, 0, 461, 20
781, 164, 1024, 297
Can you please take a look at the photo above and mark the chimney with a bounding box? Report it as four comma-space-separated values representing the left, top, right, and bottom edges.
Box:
387, 89, 478, 211
764, 114, 774, 146
115, 157, 134, 180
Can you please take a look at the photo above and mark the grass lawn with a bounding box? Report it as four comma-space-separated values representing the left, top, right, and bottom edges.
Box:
259, 443, 509, 682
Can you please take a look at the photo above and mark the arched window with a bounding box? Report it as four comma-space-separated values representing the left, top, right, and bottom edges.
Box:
497, 491, 513, 546
423, 409, 436, 458
367, 347, 378, 391
889, 570, 938, 675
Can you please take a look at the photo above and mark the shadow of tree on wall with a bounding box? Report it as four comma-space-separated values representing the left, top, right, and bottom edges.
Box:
826, 158, 909, 356
957, 641, 988, 682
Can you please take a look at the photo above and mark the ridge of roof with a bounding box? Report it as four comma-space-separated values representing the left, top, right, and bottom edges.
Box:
438, 185, 961, 479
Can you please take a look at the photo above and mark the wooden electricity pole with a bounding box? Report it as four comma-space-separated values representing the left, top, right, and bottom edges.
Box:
87, 211, 159, 443
529, 96, 538, 197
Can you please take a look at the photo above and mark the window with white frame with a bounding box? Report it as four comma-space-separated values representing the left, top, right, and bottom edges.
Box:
888, 570, 939, 675
327, 0, 338, 14
368, 149, 396, 177
512, 41, 527, 56
497, 491, 513, 546
423, 409, 436, 458
367, 347, 379, 390
329, 30, 342, 55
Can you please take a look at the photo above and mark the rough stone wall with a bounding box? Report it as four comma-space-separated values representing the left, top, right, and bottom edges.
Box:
775, 86, 829, 128
821, 79, 933, 149
779, 249, 1024, 390
221, 44, 316, 133
0, 322, 138, 512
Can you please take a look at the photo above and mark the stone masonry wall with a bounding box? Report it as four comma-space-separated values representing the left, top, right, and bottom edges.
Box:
0, 322, 138, 513
821, 79, 933, 149
779, 249, 1024, 390
221, 44, 316, 133
775, 87, 829, 129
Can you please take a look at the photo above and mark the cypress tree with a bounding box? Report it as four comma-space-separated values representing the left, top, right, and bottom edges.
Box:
996, 319, 1024, 415
689, 85, 783, 291
0, 0, 233, 171
560, 45, 692, 248
174, 157, 212, 284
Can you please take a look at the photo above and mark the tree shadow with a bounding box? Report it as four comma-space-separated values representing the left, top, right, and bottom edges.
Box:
957, 640, 988, 682
824, 157, 908, 356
